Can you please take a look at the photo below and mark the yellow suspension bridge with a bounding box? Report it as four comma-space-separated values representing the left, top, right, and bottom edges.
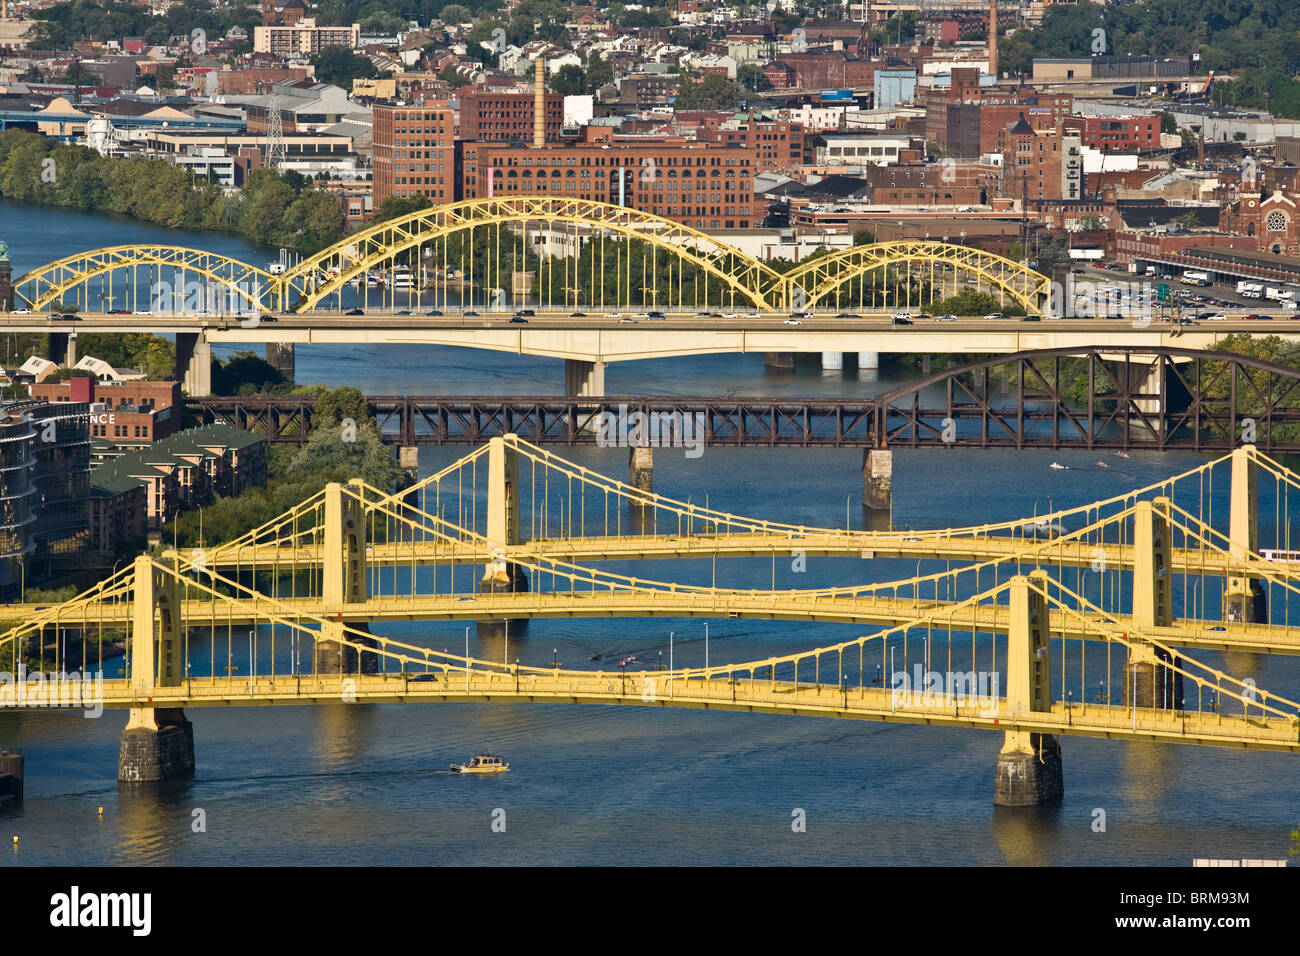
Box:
5, 436, 1300, 803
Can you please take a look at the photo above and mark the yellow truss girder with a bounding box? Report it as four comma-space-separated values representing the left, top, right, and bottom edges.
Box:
14, 245, 282, 313
282, 197, 789, 312
782, 241, 1051, 312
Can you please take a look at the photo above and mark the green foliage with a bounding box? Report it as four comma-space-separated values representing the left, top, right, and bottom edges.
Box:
74, 333, 176, 379
438, 3, 472, 22
211, 351, 289, 396
439, 63, 471, 87
852, 228, 875, 246
551, 64, 586, 96
0, 130, 345, 257
926, 288, 1026, 317
584, 55, 614, 92
997, 0, 1300, 117
309, 45, 379, 87
673, 73, 744, 111
736, 64, 770, 93
372, 193, 433, 224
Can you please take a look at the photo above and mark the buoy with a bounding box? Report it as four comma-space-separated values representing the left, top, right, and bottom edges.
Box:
11, 836, 16, 845
98, 806, 103, 816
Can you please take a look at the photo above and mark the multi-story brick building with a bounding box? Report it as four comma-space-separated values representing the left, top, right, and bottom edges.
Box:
1221, 186, 1300, 256
88, 472, 148, 557
1064, 114, 1161, 153
761, 54, 881, 91
461, 128, 760, 229
946, 101, 1071, 157
459, 90, 564, 144
997, 118, 1082, 203
29, 378, 182, 456
372, 100, 455, 206
697, 118, 805, 174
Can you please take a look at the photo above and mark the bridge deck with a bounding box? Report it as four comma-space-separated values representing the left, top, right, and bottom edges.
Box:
21, 674, 1299, 753
19, 592, 1300, 655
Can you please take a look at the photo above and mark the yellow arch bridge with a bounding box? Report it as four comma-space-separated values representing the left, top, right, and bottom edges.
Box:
12, 198, 1052, 315
5, 436, 1300, 804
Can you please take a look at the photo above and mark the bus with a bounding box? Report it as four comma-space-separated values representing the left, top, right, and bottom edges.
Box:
1180, 271, 1210, 286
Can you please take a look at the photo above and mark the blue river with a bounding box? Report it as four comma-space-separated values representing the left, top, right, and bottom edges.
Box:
2, 201, 1298, 866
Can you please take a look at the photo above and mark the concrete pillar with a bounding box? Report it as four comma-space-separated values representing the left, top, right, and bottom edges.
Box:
994, 572, 1063, 806
119, 555, 194, 782
265, 341, 295, 384
629, 445, 653, 494
312, 619, 379, 675
1126, 496, 1183, 707
0, 259, 12, 312
49, 331, 77, 367
479, 434, 528, 638
313, 480, 378, 674
820, 351, 843, 372
564, 358, 605, 397
1226, 445, 1265, 623
857, 351, 879, 370
862, 448, 892, 512
175, 331, 212, 397
399, 445, 419, 477
921, 354, 931, 376
0, 750, 23, 804
764, 352, 795, 369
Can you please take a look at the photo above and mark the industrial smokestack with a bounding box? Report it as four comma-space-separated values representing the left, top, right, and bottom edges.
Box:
534, 58, 545, 148
988, 0, 998, 79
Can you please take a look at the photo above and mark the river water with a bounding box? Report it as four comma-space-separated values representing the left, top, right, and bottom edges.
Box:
3, 202, 1299, 866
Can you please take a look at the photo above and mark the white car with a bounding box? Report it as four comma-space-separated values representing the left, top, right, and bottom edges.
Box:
935, 314, 957, 322
12, 307, 31, 314
1204, 313, 1227, 321
783, 317, 801, 325
983, 312, 1006, 320
892, 312, 913, 320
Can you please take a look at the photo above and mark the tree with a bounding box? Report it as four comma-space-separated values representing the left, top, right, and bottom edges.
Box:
736, 64, 769, 93
585, 55, 613, 92
852, 228, 875, 246
373, 193, 433, 224
311, 385, 371, 430
309, 45, 378, 87
439, 64, 470, 87
551, 64, 585, 96
673, 73, 743, 111
439, 3, 472, 22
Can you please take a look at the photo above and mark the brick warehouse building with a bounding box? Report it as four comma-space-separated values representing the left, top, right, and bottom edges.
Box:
461, 128, 761, 230
459, 90, 564, 144
372, 101, 455, 206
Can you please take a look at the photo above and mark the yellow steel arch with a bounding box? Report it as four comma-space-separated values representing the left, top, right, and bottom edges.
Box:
783, 241, 1051, 313
14, 245, 281, 313
282, 197, 787, 313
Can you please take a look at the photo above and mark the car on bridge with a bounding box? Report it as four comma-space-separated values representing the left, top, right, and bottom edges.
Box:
935, 314, 957, 322
514, 309, 536, 317
783, 317, 801, 325
424, 309, 443, 316
1020, 314, 1042, 322
345, 307, 364, 316
647, 311, 667, 320
983, 312, 1006, 320
891, 316, 912, 325
509, 315, 528, 324
836, 312, 861, 318
570, 312, 586, 317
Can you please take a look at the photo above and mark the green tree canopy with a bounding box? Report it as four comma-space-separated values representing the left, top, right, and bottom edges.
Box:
673, 73, 743, 111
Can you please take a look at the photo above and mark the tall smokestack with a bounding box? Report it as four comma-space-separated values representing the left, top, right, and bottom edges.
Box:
988, 0, 998, 79
534, 58, 545, 148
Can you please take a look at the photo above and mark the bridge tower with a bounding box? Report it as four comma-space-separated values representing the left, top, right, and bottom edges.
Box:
118, 555, 194, 782
313, 480, 379, 674
1226, 444, 1265, 623
477, 435, 528, 638
1123, 497, 1183, 709
993, 571, 1063, 806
